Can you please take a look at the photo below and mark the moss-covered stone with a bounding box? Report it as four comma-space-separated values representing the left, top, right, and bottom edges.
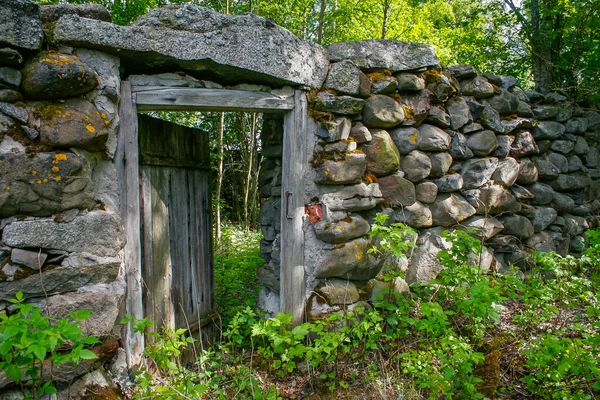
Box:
21, 52, 99, 100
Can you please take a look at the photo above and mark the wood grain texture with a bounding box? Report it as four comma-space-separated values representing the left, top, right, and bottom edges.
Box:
133, 87, 295, 112
139, 116, 213, 334
115, 81, 144, 368
280, 91, 308, 326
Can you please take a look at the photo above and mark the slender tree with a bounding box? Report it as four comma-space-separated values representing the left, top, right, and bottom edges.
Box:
215, 112, 225, 241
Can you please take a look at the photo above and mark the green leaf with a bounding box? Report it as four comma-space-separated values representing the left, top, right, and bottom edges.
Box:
29, 344, 47, 361
78, 349, 98, 360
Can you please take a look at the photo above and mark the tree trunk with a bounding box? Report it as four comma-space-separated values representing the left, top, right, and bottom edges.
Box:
215, 112, 225, 241
530, 0, 555, 93
382, 0, 390, 39
317, 0, 326, 44
243, 113, 257, 231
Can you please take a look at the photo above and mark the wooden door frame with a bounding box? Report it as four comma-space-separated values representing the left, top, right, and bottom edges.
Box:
116, 82, 308, 368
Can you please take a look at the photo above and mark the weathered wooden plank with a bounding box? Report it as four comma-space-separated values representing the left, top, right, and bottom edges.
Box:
280, 91, 308, 326
140, 168, 155, 334
172, 169, 191, 329
199, 170, 214, 317
139, 115, 210, 170
133, 87, 295, 112
149, 166, 174, 331
115, 81, 144, 368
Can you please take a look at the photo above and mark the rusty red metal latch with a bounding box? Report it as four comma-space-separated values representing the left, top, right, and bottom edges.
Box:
305, 203, 323, 224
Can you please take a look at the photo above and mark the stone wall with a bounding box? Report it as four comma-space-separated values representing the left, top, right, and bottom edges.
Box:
300, 42, 600, 320
256, 114, 284, 315
2, 0, 600, 396
0, 1, 126, 396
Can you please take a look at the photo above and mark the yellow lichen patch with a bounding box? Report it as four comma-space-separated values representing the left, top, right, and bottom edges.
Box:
331, 174, 336, 179
410, 132, 419, 144
335, 225, 345, 231
51, 166, 60, 173
104, 120, 110, 126
36, 180, 42, 184
402, 105, 416, 120
367, 70, 392, 82
85, 124, 95, 133
5, 186, 10, 191
356, 251, 363, 261
82, 168, 87, 172
43, 178, 48, 183
363, 172, 378, 184
54, 176, 61, 182
55, 154, 68, 161
101, 113, 107, 119
31, 170, 37, 175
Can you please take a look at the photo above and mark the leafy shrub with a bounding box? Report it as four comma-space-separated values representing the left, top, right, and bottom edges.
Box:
0, 291, 99, 399
126, 221, 600, 399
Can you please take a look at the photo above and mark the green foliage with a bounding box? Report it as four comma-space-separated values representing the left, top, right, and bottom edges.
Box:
0, 291, 99, 399
214, 225, 263, 325
124, 222, 600, 399
367, 212, 417, 260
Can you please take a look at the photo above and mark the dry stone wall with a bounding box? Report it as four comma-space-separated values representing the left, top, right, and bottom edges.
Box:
2, 0, 600, 396
301, 41, 600, 320
0, 1, 126, 397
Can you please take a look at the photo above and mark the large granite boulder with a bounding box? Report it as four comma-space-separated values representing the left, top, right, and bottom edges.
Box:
446, 96, 471, 130
470, 185, 521, 214
315, 279, 360, 305
325, 60, 371, 97
327, 40, 440, 72
0, 148, 95, 217
314, 153, 366, 184
313, 92, 365, 115
29, 99, 109, 151
361, 129, 400, 176
428, 152, 453, 178
377, 172, 416, 207
389, 126, 420, 155
41, 3, 112, 24
434, 174, 464, 192
319, 183, 383, 212
362, 95, 405, 128
460, 157, 499, 189
0, 0, 43, 51
500, 215, 534, 239
54, 5, 329, 87
312, 237, 384, 280
405, 228, 450, 283
401, 150, 431, 182
492, 157, 519, 187
466, 130, 498, 156
314, 214, 370, 244
45, 281, 124, 339
417, 124, 451, 151
461, 216, 503, 240
2, 211, 124, 257
460, 76, 494, 99
394, 201, 433, 228
430, 193, 476, 227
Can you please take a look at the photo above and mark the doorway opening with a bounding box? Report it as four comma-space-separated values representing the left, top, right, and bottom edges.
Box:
117, 83, 306, 366
140, 110, 282, 333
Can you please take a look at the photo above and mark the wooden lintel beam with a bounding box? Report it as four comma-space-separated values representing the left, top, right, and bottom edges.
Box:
132, 87, 295, 112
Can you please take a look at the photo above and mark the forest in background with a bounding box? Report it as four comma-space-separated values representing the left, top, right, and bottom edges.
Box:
39, 0, 600, 231
41, 0, 600, 102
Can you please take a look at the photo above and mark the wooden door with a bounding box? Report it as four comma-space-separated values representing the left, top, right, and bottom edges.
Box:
138, 115, 213, 334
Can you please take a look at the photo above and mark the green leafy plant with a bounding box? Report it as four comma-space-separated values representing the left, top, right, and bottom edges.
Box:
0, 291, 99, 399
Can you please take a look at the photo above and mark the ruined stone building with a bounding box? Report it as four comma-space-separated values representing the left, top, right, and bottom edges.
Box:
1, 0, 599, 396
